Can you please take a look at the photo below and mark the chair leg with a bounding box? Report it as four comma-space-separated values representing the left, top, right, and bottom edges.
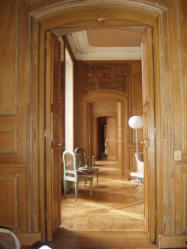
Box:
64, 180, 67, 197
90, 178, 93, 198
75, 182, 78, 200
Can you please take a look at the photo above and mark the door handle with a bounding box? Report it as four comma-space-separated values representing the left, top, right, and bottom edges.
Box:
57, 143, 63, 146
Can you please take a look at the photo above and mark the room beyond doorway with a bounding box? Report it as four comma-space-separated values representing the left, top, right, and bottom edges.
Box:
61, 162, 145, 231
33, 3, 159, 241
97, 116, 117, 162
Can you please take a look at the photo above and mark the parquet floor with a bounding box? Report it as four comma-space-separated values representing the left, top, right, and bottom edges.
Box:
61, 163, 146, 231
46, 164, 158, 248
23, 163, 158, 249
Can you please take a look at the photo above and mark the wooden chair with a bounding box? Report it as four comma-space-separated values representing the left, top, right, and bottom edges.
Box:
75, 147, 99, 184
130, 152, 144, 183
0, 227, 21, 249
62, 150, 93, 200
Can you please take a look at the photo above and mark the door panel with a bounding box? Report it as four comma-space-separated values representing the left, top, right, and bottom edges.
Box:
46, 32, 63, 240
141, 28, 156, 241
106, 117, 117, 161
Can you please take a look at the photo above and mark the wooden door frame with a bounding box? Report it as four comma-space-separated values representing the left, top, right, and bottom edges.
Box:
29, 1, 173, 243
94, 114, 117, 162
83, 90, 128, 174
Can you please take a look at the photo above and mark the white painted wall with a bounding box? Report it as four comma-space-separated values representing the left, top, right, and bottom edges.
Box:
65, 48, 74, 150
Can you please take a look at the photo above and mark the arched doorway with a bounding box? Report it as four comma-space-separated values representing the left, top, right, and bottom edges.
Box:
29, 1, 168, 243
83, 90, 128, 173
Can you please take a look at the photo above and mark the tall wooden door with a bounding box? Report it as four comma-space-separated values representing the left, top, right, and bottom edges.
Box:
106, 116, 117, 161
45, 32, 64, 240
141, 28, 156, 241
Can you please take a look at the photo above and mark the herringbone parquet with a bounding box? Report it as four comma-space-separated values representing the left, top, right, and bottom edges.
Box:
61, 163, 146, 231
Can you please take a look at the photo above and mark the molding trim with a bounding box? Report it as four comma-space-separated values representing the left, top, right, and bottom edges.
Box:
159, 234, 187, 248
30, 0, 168, 19
67, 31, 141, 60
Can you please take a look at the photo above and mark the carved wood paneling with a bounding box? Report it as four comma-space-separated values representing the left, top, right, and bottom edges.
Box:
179, 0, 187, 152
0, 176, 18, 228
0, 167, 28, 230
0, 127, 18, 153
130, 62, 143, 145
175, 165, 187, 234
0, 0, 19, 115
77, 62, 129, 94
0, 0, 27, 163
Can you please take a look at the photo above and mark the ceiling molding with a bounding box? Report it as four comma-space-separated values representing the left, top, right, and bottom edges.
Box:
67, 31, 141, 60
29, 0, 168, 19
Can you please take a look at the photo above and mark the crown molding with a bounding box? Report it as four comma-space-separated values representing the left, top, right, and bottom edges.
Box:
67, 31, 141, 60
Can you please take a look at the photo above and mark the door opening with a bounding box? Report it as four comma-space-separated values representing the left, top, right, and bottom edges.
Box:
35, 8, 157, 242
97, 117, 107, 160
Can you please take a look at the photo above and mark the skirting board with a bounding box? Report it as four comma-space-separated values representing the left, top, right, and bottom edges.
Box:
159, 234, 187, 248
15, 232, 42, 246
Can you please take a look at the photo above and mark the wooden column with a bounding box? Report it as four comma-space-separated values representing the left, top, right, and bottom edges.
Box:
117, 102, 123, 171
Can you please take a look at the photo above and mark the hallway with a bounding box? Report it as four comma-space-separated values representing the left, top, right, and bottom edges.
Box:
61, 164, 145, 231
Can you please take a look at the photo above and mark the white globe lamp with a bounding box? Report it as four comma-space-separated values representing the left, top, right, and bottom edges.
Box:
128, 116, 143, 153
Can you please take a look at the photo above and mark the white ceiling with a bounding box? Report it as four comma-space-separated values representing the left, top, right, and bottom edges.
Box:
67, 28, 144, 60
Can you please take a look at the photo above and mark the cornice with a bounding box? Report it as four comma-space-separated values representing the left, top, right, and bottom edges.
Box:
29, 0, 169, 19
67, 31, 141, 60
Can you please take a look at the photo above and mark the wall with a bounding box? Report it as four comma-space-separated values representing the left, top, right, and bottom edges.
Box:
173, 0, 187, 236
0, 0, 31, 233
74, 61, 143, 174
0, 0, 187, 247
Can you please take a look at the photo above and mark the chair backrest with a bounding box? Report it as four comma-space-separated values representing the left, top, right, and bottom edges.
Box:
135, 152, 144, 175
74, 147, 87, 167
63, 150, 78, 182
0, 228, 21, 249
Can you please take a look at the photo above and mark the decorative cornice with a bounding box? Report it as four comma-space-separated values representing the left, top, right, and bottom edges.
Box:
67, 31, 141, 60
30, 0, 169, 19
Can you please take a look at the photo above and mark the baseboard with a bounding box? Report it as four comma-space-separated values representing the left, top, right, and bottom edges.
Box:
159, 234, 187, 248
15, 232, 42, 246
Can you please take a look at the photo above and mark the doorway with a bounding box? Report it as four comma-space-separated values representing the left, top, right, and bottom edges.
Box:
96, 116, 118, 162
97, 117, 107, 160
61, 39, 147, 234
32, 3, 158, 243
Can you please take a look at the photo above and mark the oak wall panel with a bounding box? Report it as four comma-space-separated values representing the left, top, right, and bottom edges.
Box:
175, 164, 187, 234
130, 62, 143, 145
0, 0, 19, 115
179, 0, 187, 151
0, 0, 27, 163
0, 166, 28, 230
0, 127, 18, 154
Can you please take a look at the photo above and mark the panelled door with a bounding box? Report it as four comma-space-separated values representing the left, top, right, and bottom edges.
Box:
45, 32, 63, 240
106, 116, 117, 161
141, 27, 156, 241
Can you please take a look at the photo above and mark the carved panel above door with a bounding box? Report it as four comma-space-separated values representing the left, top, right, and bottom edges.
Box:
77, 62, 129, 94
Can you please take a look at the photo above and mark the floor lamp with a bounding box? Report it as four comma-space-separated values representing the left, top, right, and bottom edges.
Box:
128, 116, 143, 154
